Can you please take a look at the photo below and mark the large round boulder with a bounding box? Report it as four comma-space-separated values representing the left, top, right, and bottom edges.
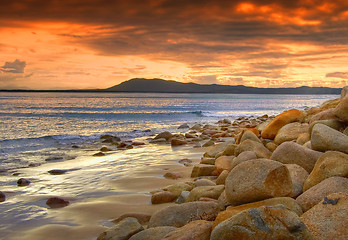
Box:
300, 192, 348, 240
270, 141, 322, 173
296, 176, 348, 212
162, 220, 213, 240
186, 185, 224, 202
286, 164, 309, 198
261, 109, 304, 140
225, 159, 292, 205
311, 123, 348, 153
234, 139, 272, 159
274, 122, 309, 145
213, 197, 303, 229
303, 151, 348, 191
211, 205, 313, 240
148, 201, 219, 228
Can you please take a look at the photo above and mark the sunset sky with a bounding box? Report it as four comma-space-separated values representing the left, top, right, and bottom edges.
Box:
1, 0, 348, 89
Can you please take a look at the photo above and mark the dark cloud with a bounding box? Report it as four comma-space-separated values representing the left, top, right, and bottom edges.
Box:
326, 72, 348, 79
1, 0, 348, 86
0, 59, 26, 73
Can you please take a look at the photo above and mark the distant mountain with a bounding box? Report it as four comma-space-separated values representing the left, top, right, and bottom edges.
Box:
104, 78, 341, 94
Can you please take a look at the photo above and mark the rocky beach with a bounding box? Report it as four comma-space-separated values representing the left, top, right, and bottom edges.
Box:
0, 90, 346, 240
92, 87, 348, 240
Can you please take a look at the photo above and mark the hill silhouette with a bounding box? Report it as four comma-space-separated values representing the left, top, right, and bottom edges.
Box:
105, 78, 341, 94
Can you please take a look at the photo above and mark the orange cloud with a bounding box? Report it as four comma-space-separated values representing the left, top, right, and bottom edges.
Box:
0, 0, 348, 89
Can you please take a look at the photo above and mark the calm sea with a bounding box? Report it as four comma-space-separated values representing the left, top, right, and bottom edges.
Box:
0, 92, 338, 170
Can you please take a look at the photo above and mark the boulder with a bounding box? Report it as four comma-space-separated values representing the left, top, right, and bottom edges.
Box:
185, 133, 197, 138
0, 191, 5, 202
310, 108, 338, 123
200, 157, 215, 165
148, 202, 219, 228
194, 179, 216, 187
93, 152, 105, 156
191, 164, 215, 178
265, 142, 278, 152
151, 191, 177, 204
300, 192, 348, 240
175, 191, 190, 204
261, 109, 304, 140
97, 217, 143, 240
296, 176, 348, 212
203, 142, 232, 158
237, 130, 261, 144
112, 213, 151, 225
311, 123, 348, 153
46, 197, 70, 208
129, 226, 177, 240
341, 86, 348, 97
217, 190, 230, 210
162, 220, 213, 240
234, 139, 272, 159
225, 159, 292, 205
309, 119, 344, 134
178, 123, 189, 129
334, 92, 348, 122
186, 185, 224, 202
230, 151, 257, 170
286, 164, 309, 198
271, 142, 322, 173
171, 138, 187, 146
178, 158, 192, 166
164, 172, 183, 180
202, 140, 215, 147
132, 141, 145, 146
213, 197, 303, 229
274, 122, 309, 145
303, 151, 348, 191
296, 132, 310, 145
216, 170, 229, 185
214, 155, 233, 174
100, 147, 112, 152
154, 131, 172, 141
221, 143, 237, 156
190, 124, 202, 131
48, 169, 67, 175
163, 183, 193, 197
17, 178, 30, 186
211, 205, 313, 240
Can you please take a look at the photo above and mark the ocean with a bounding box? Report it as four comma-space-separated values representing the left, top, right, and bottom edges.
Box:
0, 92, 339, 239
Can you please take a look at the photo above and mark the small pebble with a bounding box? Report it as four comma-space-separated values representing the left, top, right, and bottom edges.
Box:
17, 178, 30, 186
46, 197, 70, 208
93, 152, 105, 156
48, 169, 67, 175
0, 191, 5, 202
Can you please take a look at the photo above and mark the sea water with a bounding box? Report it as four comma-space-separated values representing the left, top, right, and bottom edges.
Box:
0, 92, 339, 239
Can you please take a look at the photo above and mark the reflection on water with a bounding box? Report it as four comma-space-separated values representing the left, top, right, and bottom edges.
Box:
0, 140, 203, 240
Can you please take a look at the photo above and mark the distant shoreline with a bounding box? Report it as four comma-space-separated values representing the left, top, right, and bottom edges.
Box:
0, 78, 342, 95
0, 90, 341, 95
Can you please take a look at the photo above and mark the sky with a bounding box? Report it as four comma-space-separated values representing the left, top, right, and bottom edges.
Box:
1, 0, 348, 90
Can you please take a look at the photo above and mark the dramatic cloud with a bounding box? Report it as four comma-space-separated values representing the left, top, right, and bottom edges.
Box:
0, 0, 348, 89
326, 72, 348, 79
0, 59, 26, 73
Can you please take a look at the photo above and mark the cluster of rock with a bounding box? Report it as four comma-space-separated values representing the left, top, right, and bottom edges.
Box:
93, 135, 146, 156
98, 87, 348, 240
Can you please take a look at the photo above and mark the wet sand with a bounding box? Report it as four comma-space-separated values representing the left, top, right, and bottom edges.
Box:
2, 140, 207, 240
